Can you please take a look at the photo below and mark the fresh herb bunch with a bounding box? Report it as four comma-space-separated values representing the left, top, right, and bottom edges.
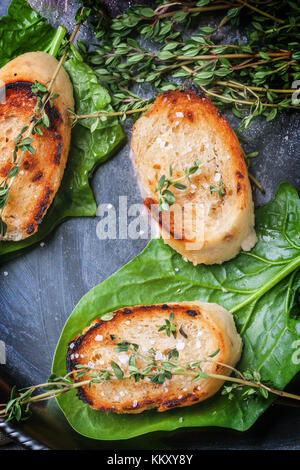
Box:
1, 337, 299, 423
80, 0, 300, 125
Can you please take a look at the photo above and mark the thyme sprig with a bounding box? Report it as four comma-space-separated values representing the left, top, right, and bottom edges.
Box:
0, 7, 91, 238
1, 341, 299, 422
155, 158, 214, 211
209, 180, 226, 198
158, 311, 177, 337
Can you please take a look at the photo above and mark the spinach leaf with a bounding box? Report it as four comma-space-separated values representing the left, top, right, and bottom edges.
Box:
65, 48, 118, 131
52, 183, 300, 440
0, 0, 55, 67
0, 0, 125, 263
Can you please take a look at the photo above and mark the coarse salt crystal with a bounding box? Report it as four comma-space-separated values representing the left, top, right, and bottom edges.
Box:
125, 320, 130, 325
133, 400, 138, 408
70, 354, 74, 360
88, 361, 94, 368
75, 353, 79, 359
156, 137, 166, 148
69, 343, 75, 349
155, 351, 164, 361
118, 354, 129, 365
196, 341, 201, 348
3, 272, 8, 276
214, 173, 221, 182
176, 112, 184, 117
95, 334, 103, 342
176, 341, 185, 351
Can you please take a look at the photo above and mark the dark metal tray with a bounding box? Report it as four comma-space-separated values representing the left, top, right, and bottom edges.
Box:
0, 0, 299, 450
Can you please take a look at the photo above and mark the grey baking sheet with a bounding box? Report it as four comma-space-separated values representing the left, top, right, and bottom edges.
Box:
0, 0, 299, 450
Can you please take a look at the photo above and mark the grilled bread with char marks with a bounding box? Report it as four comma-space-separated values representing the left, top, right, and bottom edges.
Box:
131, 90, 257, 265
67, 301, 242, 414
0, 51, 74, 240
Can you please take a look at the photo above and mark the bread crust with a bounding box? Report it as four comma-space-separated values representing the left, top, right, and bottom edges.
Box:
67, 301, 242, 414
131, 90, 257, 264
0, 52, 74, 240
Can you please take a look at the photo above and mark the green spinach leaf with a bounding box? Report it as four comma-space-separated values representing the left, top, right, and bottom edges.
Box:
0, 0, 125, 263
65, 48, 118, 131
0, 0, 55, 67
52, 183, 300, 440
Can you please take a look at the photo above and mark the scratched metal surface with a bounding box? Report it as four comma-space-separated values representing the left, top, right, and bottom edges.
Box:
0, 0, 299, 450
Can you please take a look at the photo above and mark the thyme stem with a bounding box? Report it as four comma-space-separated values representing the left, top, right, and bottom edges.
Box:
199, 85, 299, 109
236, 0, 284, 24
215, 81, 297, 94
73, 106, 150, 120
175, 52, 290, 61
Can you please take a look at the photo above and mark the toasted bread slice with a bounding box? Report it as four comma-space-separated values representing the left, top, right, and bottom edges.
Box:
131, 90, 257, 265
0, 51, 74, 240
67, 302, 242, 414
